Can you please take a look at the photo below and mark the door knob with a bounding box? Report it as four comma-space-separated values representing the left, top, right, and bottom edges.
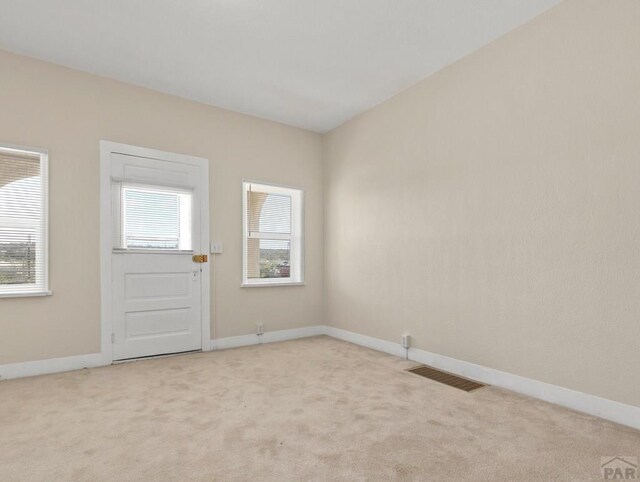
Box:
192, 254, 208, 263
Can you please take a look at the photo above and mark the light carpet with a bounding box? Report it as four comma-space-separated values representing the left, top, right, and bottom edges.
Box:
1, 336, 638, 481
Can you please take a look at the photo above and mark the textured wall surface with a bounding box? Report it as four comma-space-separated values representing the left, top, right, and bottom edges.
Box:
324, 0, 640, 407
2, 0, 639, 411
0, 50, 323, 364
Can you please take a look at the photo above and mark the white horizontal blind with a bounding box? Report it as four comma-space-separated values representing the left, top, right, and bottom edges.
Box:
121, 185, 192, 250
248, 190, 291, 235
0, 147, 48, 295
245, 182, 303, 283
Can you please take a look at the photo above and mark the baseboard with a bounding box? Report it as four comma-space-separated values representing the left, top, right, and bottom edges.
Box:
211, 325, 327, 350
326, 326, 407, 358
0, 326, 327, 381
4, 325, 637, 431
0, 352, 108, 381
326, 326, 640, 431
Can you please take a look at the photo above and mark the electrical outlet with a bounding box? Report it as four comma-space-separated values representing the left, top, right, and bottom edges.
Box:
256, 322, 264, 335
401, 334, 411, 349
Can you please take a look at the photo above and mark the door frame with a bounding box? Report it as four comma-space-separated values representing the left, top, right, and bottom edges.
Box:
100, 140, 211, 364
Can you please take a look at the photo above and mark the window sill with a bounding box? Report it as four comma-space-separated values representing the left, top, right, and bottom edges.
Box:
0, 290, 52, 299
113, 248, 194, 255
241, 282, 305, 288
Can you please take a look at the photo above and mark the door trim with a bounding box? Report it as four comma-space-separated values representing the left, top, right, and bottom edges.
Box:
100, 140, 211, 364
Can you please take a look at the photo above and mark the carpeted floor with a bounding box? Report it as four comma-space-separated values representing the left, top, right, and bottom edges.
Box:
1, 336, 638, 481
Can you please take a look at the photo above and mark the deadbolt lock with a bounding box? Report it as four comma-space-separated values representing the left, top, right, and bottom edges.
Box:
192, 254, 208, 263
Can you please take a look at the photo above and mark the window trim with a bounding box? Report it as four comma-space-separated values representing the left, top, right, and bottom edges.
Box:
0, 143, 50, 298
241, 180, 304, 287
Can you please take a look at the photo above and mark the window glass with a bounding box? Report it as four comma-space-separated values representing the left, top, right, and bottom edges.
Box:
243, 182, 302, 285
247, 238, 291, 279
0, 146, 48, 295
122, 185, 192, 250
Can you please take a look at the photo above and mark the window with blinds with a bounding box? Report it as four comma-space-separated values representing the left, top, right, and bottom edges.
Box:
0, 145, 49, 296
243, 182, 303, 285
116, 184, 192, 251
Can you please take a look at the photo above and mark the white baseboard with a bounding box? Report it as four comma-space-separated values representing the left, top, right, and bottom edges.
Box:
326, 326, 407, 358
211, 325, 327, 350
326, 326, 640, 431
3, 325, 638, 431
0, 326, 327, 381
0, 352, 108, 381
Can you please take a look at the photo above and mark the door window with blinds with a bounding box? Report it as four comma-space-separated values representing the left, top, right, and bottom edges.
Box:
0, 145, 49, 296
112, 183, 192, 251
243, 181, 303, 285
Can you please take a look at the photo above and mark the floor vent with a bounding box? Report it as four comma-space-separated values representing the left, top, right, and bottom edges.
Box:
406, 365, 486, 392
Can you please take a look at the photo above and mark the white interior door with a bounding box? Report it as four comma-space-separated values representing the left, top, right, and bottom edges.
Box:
109, 151, 207, 360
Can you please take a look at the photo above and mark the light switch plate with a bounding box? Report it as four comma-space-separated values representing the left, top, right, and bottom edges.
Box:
210, 241, 223, 254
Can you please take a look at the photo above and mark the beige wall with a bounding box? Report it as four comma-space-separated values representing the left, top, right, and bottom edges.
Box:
0, 49, 323, 364
2, 0, 639, 409
324, 0, 640, 407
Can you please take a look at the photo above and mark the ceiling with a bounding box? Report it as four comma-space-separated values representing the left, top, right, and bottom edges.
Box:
0, 0, 561, 132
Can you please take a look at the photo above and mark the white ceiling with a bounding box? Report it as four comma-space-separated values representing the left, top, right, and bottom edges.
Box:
0, 0, 561, 132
